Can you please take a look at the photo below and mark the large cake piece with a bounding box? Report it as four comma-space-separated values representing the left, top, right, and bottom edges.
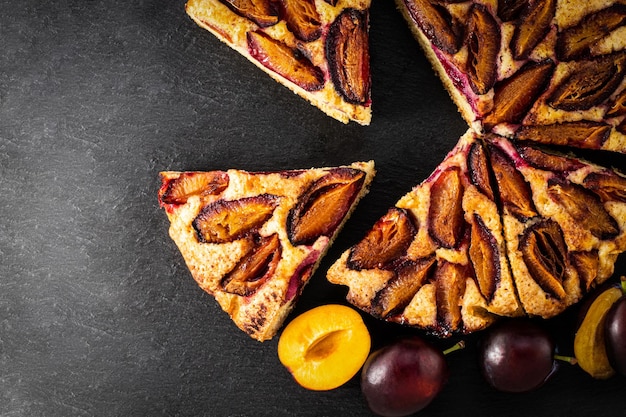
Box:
395, 0, 626, 152
186, 0, 372, 125
327, 132, 626, 336
159, 161, 375, 341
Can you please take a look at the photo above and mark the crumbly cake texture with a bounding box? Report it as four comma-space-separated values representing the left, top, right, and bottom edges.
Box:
327, 132, 626, 337
395, 0, 626, 153
159, 161, 375, 341
186, 0, 372, 125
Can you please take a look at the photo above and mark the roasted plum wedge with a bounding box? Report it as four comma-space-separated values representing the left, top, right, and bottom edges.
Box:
193, 194, 279, 243
159, 171, 229, 205
218, 0, 280, 27
326, 8, 371, 105
288, 167, 366, 246
221, 233, 282, 296
248, 30, 325, 92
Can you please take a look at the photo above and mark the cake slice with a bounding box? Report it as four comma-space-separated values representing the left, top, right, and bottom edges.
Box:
186, 0, 372, 125
159, 161, 375, 341
327, 131, 626, 336
395, 0, 626, 152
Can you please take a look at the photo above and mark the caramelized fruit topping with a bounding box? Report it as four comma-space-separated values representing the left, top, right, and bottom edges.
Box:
347, 208, 417, 270
402, 0, 461, 54
221, 233, 282, 296
281, 0, 322, 42
583, 171, 626, 203
159, 171, 229, 205
219, 0, 280, 27
435, 260, 466, 334
557, 5, 626, 61
465, 4, 500, 95
515, 121, 612, 149
548, 52, 626, 111
372, 257, 436, 318
248, 30, 325, 91
428, 167, 465, 248
288, 168, 365, 246
326, 8, 371, 105
488, 144, 538, 220
193, 194, 278, 243
483, 60, 554, 129
511, 0, 556, 60
469, 213, 500, 302
519, 219, 568, 300
515, 144, 585, 172
547, 179, 619, 240
468, 140, 495, 200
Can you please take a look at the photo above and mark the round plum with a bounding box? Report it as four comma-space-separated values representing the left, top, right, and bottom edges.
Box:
361, 337, 448, 417
478, 319, 556, 393
605, 296, 626, 376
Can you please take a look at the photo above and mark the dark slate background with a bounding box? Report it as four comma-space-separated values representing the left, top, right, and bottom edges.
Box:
2, 0, 626, 416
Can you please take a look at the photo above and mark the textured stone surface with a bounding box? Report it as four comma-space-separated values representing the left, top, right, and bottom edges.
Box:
1, 0, 625, 416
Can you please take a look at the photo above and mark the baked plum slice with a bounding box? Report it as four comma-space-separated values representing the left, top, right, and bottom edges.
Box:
515, 121, 612, 150
193, 194, 279, 243
520, 219, 568, 300
547, 179, 620, 240
570, 250, 600, 293
583, 171, 626, 203
159, 171, 229, 205
281, 0, 321, 42
219, 0, 280, 27
287, 168, 366, 246
435, 260, 467, 334
221, 233, 282, 296
511, 0, 556, 60
465, 4, 500, 95
371, 257, 436, 318
515, 144, 585, 172
482, 60, 554, 129
468, 140, 495, 200
347, 208, 417, 270
428, 167, 465, 249
248, 30, 324, 92
401, 0, 461, 54
469, 213, 501, 302
556, 4, 626, 61
488, 144, 538, 221
548, 52, 626, 111
326, 8, 370, 104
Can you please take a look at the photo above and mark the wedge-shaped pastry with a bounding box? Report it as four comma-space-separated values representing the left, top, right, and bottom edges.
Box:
185, 0, 372, 125
395, 0, 626, 152
328, 131, 626, 336
159, 161, 375, 341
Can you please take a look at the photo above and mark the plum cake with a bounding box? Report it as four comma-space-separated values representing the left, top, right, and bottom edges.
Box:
327, 132, 626, 337
186, 0, 372, 125
158, 161, 375, 341
395, 0, 626, 153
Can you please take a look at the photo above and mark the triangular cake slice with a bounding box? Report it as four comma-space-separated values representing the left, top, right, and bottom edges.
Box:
395, 0, 626, 152
186, 0, 372, 125
327, 131, 626, 336
159, 161, 375, 341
